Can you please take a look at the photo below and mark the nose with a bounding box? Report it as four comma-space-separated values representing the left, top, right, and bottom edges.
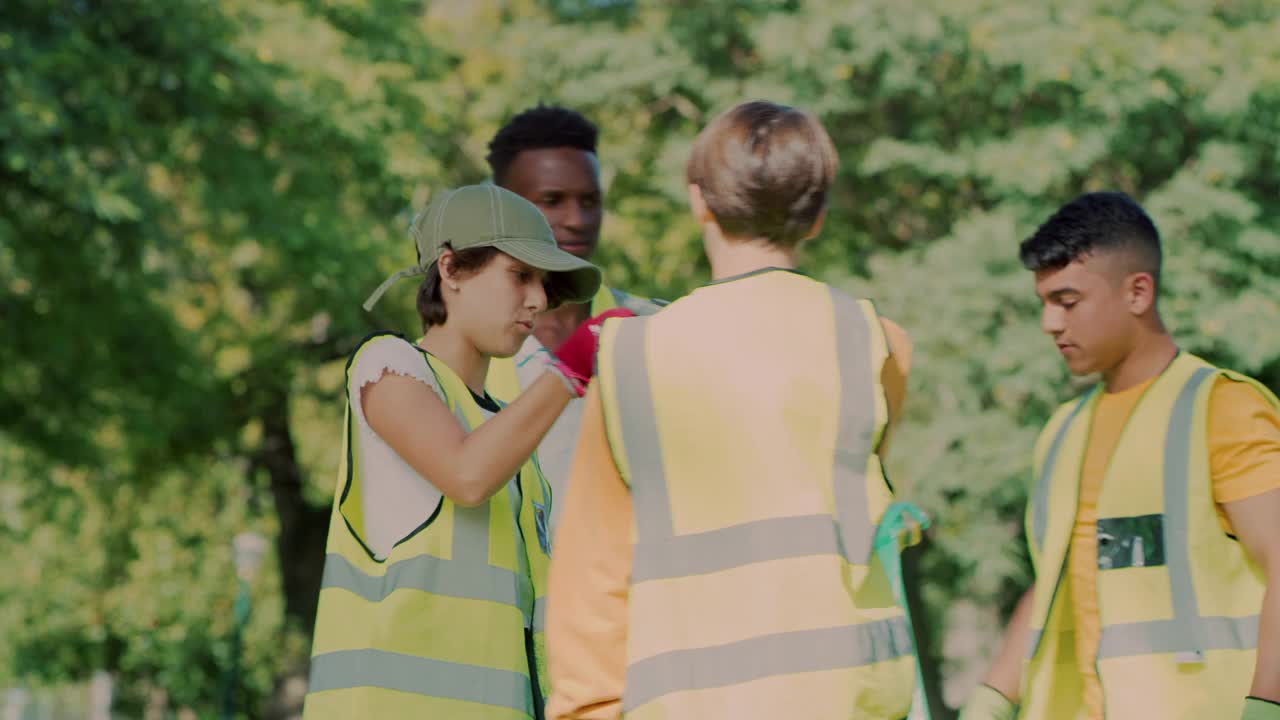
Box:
527, 280, 548, 314
562, 200, 587, 231
1041, 304, 1065, 336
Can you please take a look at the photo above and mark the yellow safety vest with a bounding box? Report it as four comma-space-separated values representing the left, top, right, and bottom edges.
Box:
304, 333, 554, 720
1020, 352, 1275, 720
596, 269, 916, 720
489, 283, 665, 403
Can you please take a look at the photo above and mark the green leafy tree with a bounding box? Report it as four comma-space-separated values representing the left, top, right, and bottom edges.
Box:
3, 0, 1279, 716
1, 0, 458, 713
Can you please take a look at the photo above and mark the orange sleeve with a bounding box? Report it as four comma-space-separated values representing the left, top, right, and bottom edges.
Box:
1209, 377, 1280, 533
546, 384, 633, 720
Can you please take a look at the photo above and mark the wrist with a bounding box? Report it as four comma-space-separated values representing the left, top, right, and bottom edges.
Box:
959, 684, 1016, 720
545, 358, 588, 398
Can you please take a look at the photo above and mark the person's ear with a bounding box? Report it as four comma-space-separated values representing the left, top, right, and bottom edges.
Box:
803, 208, 828, 241
437, 249, 461, 291
1126, 272, 1157, 315
688, 183, 714, 225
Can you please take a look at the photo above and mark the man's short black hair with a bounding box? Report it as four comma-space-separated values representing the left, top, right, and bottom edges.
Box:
486, 104, 598, 185
1020, 191, 1162, 284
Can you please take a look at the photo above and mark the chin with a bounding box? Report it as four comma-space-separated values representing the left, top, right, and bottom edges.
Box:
485, 336, 526, 360
486, 346, 520, 360
1065, 358, 1099, 377
558, 242, 596, 260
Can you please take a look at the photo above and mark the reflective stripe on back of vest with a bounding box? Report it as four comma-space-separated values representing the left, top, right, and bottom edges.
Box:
1019, 353, 1273, 720
303, 333, 551, 720
596, 271, 916, 719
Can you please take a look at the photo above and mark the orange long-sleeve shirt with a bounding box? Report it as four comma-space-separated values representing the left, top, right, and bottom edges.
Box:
545, 320, 913, 719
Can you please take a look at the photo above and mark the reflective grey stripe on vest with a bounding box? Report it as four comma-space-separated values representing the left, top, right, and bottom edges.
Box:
308, 648, 533, 715
632, 513, 843, 582
495, 394, 541, 630
828, 289, 879, 564
611, 317, 673, 541
1025, 388, 1098, 661
1160, 366, 1223, 658
321, 552, 533, 609
622, 616, 913, 711
506, 466, 533, 628
1095, 366, 1255, 659
1031, 389, 1095, 553
611, 293, 881, 579
1098, 614, 1258, 658
446, 389, 534, 627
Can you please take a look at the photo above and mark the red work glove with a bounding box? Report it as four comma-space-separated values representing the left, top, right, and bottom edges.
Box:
545, 308, 635, 397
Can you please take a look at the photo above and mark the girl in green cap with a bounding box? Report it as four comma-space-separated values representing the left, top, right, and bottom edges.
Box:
303, 184, 631, 720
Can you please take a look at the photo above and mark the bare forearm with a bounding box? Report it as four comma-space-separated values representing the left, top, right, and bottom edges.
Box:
453, 373, 572, 504
1252, 573, 1280, 702
1221, 491, 1280, 704
984, 586, 1035, 702
365, 370, 573, 507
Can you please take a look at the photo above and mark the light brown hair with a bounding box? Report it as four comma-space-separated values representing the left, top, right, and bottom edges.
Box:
686, 100, 838, 247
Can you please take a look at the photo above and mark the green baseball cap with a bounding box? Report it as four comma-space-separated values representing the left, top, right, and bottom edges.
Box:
363, 184, 603, 311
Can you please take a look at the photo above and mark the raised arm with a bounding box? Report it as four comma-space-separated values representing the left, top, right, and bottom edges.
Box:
363, 370, 571, 506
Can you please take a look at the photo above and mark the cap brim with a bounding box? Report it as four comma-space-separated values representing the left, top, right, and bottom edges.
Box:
492, 238, 603, 305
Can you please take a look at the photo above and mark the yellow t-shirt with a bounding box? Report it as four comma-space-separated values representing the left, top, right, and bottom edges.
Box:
1071, 375, 1280, 718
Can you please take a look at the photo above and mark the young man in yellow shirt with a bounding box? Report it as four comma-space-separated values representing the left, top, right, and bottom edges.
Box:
545, 101, 920, 719
961, 192, 1280, 720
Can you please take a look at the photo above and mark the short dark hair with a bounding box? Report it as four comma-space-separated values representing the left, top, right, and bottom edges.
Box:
416, 245, 501, 331
1020, 192, 1162, 284
486, 105, 598, 185
686, 100, 838, 248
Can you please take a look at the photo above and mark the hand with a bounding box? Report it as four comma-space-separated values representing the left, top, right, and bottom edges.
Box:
553, 307, 636, 380
1244, 697, 1280, 720
958, 684, 1016, 720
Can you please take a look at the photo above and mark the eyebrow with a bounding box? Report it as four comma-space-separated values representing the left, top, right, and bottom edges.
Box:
1043, 287, 1081, 301
537, 186, 599, 194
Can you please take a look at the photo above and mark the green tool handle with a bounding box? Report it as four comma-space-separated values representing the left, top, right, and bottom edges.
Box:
873, 501, 932, 720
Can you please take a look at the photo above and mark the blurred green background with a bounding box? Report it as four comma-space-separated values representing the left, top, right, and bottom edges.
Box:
3, 0, 1279, 717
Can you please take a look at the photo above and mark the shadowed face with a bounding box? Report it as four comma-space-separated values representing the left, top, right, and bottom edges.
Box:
443, 251, 549, 359
1033, 252, 1143, 376
500, 148, 603, 260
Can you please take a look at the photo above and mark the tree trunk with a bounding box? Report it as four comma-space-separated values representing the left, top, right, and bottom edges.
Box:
258, 389, 329, 634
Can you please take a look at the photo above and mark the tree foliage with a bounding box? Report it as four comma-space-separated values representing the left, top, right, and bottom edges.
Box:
3, 0, 1278, 715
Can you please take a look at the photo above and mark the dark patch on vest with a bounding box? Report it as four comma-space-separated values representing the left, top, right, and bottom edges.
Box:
1097, 514, 1165, 570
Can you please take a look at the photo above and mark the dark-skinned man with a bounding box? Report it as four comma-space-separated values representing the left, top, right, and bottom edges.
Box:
485, 105, 664, 541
